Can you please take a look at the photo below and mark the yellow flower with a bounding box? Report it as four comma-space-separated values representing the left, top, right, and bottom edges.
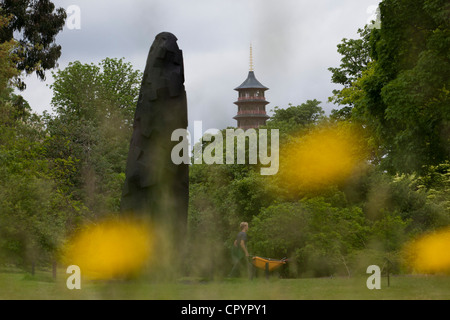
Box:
277, 123, 368, 193
403, 227, 450, 274
62, 217, 153, 280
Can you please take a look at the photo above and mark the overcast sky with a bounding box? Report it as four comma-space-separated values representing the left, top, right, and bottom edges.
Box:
19, 0, 381, 132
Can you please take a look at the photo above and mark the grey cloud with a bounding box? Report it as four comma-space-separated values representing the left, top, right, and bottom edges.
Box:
21, 0, 381, 131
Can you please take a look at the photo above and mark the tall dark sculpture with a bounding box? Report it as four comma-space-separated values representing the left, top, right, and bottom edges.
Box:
120, 32, 188, 244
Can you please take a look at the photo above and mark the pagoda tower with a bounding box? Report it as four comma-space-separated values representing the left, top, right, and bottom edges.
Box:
233, 45, 270, 130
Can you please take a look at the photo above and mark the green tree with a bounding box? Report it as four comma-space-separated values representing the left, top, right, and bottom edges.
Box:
328, 26, 372, 121
331, 0, 450, 173
250, 198, 369, 277
0, 0, 66, 89
267, 99, 324, 129
45, 58, 142, 214
0, 97, 84, 270
327, 26, 372, 114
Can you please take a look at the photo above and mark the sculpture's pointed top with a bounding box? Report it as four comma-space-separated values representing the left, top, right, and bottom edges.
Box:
155, 32, 178, 41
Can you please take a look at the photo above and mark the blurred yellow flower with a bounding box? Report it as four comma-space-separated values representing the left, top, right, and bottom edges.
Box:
403, 227, 450, 274
277, 124, 368, 193
62, 217, 153, 280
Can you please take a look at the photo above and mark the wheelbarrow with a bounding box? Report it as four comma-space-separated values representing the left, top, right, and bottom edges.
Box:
251, 256, 288, 279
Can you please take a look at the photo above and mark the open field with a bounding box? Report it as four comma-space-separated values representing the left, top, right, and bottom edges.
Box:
0, 269, 449, 300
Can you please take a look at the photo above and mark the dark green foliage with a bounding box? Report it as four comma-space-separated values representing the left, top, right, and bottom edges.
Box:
330, 0, 450, 173
250, 198, 368, 277
0, 0, 66, 88
0, 99, 86, 269
268, 100, 324, 127
44, 58, 142, 215
0, 54, 141, 269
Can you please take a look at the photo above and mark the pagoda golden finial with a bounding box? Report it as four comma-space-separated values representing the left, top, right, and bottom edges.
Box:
249, 43, 254, 72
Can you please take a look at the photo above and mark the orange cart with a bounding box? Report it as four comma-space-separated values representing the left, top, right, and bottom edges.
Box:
252, 256, 288, 279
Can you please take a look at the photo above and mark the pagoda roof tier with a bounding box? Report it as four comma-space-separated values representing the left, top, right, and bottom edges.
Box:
234, 71, 269, 91
234, 99, 270, 105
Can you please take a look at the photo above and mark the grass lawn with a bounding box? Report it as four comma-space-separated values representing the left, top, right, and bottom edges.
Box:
1, 268, 449, 300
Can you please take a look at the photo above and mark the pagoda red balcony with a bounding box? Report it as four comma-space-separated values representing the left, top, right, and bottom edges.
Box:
236, 110, 267, 115
237, 96, 266, 101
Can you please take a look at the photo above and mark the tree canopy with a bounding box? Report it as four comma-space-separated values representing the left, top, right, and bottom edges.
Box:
329, 0, 450, 173
0, 0, 66, 89
45, 58, 142, 214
